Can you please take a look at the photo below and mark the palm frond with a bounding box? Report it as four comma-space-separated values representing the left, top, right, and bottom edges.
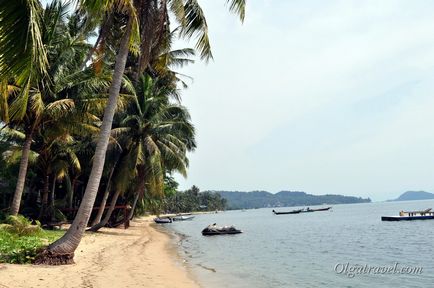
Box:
182, 0, 212, 61
0, 127, 26, 142
226, 0, 246, 22
0, 0, 48, 83
9, 80, 31, 122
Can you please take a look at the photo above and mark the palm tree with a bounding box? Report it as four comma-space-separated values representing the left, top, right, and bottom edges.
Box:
0, 1, 96, 215
89, 73, 196, 231
0, 0, 48, 135
36, 0, 245, 264
32, 127, 84, 222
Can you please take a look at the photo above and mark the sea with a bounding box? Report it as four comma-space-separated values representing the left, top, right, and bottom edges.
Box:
160, 200, 434, 288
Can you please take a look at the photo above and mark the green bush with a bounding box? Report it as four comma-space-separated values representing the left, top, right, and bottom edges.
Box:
0, 215, 42, 236
0, 215, 64, 264
0, 232, 41, 263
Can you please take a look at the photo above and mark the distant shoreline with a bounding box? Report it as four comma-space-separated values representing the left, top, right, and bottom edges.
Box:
213, 190, 370, 210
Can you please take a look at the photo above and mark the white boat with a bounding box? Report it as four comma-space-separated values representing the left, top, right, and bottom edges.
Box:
172, 215, 195, 221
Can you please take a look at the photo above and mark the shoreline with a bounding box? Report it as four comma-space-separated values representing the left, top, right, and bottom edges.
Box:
0, 217, 200, 288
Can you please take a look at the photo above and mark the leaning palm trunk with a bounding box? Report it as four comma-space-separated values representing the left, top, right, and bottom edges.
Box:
128, 166, 146, 220
35, 18, 133, 265
128, 191, 141, 220
10, 134, 32, 215
88, 189, 121, 232
91, 166, 115, 226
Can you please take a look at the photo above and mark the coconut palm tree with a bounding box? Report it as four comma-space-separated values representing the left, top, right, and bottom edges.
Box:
0, 1, 97, 215
89, 73, 196, 231
36, 0, 245, 264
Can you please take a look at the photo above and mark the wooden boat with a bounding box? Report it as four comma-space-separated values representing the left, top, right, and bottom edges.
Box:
301, 207, 332, 213
172, 215, 195, 221
382, 208, 434, 221
154, 217, 172, 224
272, 209, 302, 215
202, 224, 242, 236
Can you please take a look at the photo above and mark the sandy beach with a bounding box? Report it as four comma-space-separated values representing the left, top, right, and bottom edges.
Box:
0, 217, 200, 288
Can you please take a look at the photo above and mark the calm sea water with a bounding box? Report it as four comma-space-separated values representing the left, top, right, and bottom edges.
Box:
163, 200, 434, 288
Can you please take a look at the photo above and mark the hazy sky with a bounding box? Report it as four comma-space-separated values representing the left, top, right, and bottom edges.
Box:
171, 0, 434, 201
42, 0, 434, 201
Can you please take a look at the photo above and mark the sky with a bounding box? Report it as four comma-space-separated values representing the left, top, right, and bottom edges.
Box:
171, 0, 434, 201
42, 0, 434, 201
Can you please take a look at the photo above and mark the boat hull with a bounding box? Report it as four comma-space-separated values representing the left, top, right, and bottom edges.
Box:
310, 207, 332, 212
381, 215, 434, 221
202, 230, 243, 236
154, 217, 172, 224
273, 210, 302, 215
172, 216, 195, 221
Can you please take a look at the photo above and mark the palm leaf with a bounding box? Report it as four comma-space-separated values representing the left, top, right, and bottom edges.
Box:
0, 0, 48, 83
182, 0, 212, 61
226, 0, 246, 22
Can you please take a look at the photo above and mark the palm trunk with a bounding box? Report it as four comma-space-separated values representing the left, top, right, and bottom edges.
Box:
70, 177, 77, 209
91, 166, 115, 226
50, 177, 56, 222
38, 174, 50, 220
51, 177, 56, 207
128, 166, 146, 220
10, 134, 32, 215
89, 189, 121, 232
128, 191, 140, 220
65, 175, 73, 209
36, 17, 133, 265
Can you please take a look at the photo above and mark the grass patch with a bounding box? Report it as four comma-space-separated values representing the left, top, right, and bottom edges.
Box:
0, 216, 65, 264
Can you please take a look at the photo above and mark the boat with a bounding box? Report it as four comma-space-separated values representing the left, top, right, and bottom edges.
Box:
154, 217, 172, 224
172, 215, 195, 221
272, 209, 302, 215
382, 208, 434, 221
202, 224, 242, 236
300, 206, 332, 213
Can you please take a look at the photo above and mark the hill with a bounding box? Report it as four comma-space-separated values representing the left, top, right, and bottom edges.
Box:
390, 191, 434, 202
209, 190, 371, 210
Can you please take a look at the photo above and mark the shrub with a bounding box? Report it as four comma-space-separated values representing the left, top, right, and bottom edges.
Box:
0, 228, 64, 264
0, 215, 42, 236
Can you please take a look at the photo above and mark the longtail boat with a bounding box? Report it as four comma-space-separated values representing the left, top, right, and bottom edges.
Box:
172, 215, 195, 221
272, 209, 302, 215
300, 207, 332, 213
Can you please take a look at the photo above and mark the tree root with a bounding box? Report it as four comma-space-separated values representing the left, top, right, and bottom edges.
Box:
34, 249, 75, 265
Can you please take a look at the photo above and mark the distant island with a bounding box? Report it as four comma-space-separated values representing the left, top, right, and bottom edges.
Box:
389, 191, 434, 202
207, 190, 371, 210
